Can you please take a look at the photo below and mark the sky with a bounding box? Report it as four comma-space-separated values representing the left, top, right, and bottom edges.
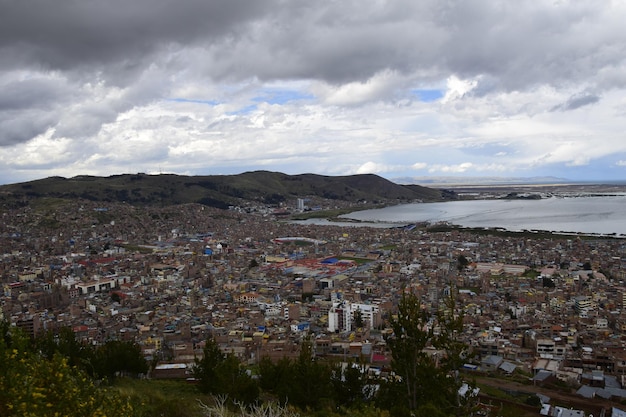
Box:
1, 1, 626, 185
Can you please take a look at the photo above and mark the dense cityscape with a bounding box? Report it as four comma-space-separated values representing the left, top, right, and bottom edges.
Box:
2, 192, 626, 416
4, 0, 626, 415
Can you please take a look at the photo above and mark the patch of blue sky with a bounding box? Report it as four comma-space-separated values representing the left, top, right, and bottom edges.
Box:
167, 98, 220, 105
411, 89, 445, 102
226, 104, 258, 116
578, 155, 626, 181
251, 89, 314, 105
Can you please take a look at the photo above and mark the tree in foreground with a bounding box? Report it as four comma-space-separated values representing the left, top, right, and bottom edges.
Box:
258, 337, 334, 410
193, 337, 259, 405
92, 339, 149, 380
0, 323, 136, 417
330, 361, 374, 409
381, 291, 475, 416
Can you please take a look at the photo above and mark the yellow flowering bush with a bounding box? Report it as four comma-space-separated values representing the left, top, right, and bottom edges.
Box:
0, 327, 136, 417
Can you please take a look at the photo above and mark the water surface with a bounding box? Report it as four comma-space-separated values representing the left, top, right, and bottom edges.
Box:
339, 196, 626, 236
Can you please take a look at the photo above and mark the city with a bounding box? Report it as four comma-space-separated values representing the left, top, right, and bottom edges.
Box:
3, 195, 626, 416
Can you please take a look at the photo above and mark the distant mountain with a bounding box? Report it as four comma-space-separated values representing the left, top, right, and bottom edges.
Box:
0, 171, 445, 209
392, 176, 571, 186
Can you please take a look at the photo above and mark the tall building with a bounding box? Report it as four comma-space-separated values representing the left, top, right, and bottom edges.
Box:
328, 301, 380, 332
328, 301, 351, 332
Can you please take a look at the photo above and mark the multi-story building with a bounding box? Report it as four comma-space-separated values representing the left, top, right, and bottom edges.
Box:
328, 301, 351, 332
351, 302, 381, 329
574, 296, 593, 317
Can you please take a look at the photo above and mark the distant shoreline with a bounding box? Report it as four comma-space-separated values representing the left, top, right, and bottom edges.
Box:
334, 194, 626, 237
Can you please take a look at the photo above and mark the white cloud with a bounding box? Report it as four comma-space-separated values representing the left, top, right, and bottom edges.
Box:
2, 1, 626, 183
442, 75, 478, 103
355, 161, 410, 175
429, 163, 474, 174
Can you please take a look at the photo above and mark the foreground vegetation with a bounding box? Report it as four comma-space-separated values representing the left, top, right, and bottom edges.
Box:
0, 322, 139, 417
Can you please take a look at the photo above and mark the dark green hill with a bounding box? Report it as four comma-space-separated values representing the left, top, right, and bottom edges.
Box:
0, 171, 445, 209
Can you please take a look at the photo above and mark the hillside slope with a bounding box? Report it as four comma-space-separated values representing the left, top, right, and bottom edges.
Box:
0, 171, 445, 209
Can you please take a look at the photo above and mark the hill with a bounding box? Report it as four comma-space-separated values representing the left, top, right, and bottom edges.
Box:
0, 171, 445, 209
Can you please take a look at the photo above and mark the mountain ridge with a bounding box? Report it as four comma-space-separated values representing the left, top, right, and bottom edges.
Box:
0, 171, 446, 209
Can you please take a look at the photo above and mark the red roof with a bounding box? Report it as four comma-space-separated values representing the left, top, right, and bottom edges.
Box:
372, 354, 388, 363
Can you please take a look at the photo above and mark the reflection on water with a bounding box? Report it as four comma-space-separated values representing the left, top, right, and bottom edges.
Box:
338, 196, 626, 236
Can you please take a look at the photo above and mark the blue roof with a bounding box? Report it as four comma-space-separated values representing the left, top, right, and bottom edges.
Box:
576, 385, 596, 398
321, 257, 339, 264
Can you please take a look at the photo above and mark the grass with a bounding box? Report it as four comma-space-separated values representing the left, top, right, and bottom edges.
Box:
476, 383, 542, 417
110, 378, 385, 417
112, 378, 213, 417
477, 383, 517, 400
338, 257, 374, 265
111, 377, 547, 417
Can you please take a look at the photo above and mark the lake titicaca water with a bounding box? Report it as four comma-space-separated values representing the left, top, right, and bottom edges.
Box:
338, 195, 626, 236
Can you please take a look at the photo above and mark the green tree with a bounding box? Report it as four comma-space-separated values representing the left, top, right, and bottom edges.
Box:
219, 354, 260, 405
111, 292, 122, 303
457, 254, 469, 271
35, 327, 93, 371
194, 337, 225, 394
385, 292, 436, 411
2, 352, 136, 417
93, 340, 148, 380
194, 337, 259, 404
257, 339, 332, 410
353, 308, 365, 329
288, 338, 332, 409
0, 322, 136, 417
258, 356, 293, 396
382, 291, 473, 415
331, 362, 372, 408
434, 295, 477, 416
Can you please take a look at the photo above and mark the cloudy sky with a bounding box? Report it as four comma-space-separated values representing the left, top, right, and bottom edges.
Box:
1, 0, 626, 185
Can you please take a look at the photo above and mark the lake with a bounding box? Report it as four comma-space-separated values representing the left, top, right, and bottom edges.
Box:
337, 195, 626, 236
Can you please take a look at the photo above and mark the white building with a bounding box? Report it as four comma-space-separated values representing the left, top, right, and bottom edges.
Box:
328, 301, 380, 332
76, 277, 117, 295
328, 301, 352, 332
351, 303, 380, 329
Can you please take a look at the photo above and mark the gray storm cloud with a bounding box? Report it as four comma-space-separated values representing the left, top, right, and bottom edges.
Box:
1, 1, 622, 86
0, 0, 625, 181
551, 92, 601, 112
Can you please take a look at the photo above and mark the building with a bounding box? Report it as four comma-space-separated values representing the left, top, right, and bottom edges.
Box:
328, 301, 351, 332
76, 277, 117, 295
351, 302, 381, 330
